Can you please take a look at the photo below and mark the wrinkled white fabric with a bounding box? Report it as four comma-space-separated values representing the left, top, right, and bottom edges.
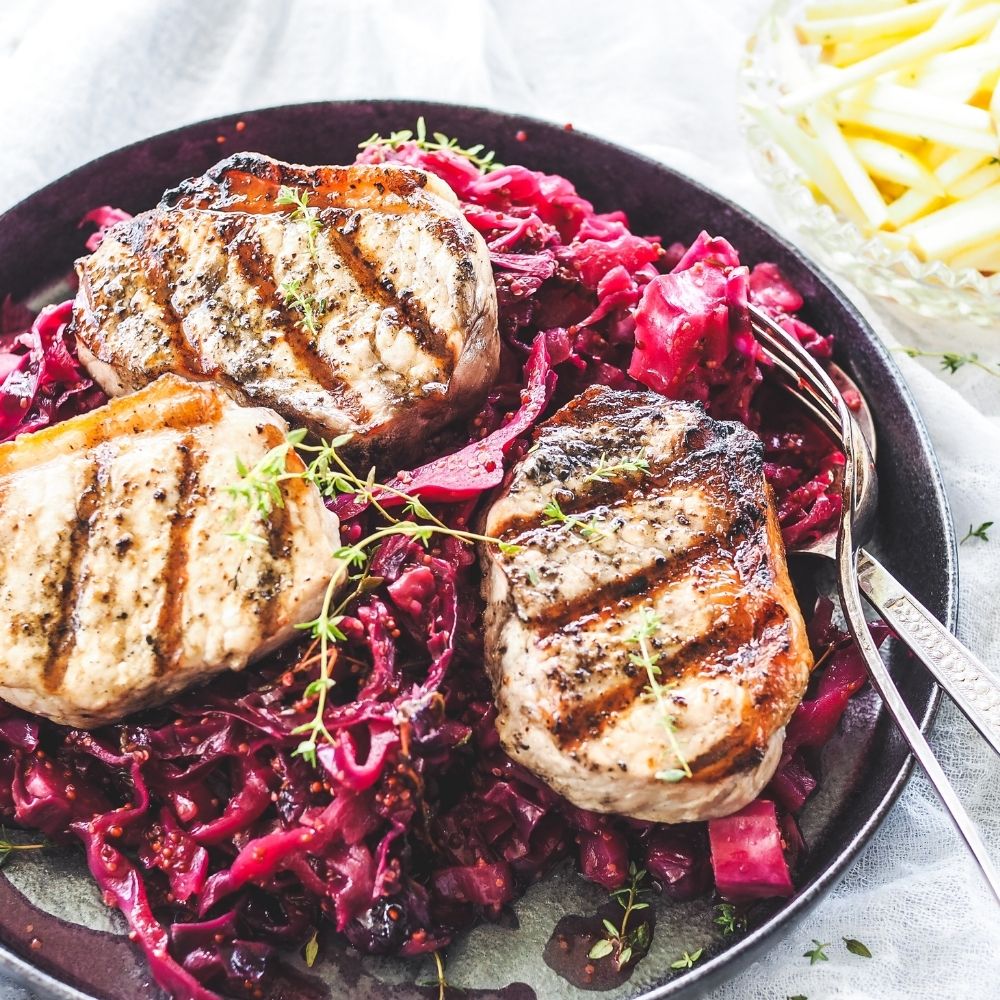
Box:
0, 1, 998, 998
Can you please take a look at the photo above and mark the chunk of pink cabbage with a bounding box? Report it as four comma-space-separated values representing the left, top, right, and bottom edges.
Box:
644, 827, 711, 901
708, 799, 794, 901
767, 752, 818, 813
432, 861, 516, 907
785, 619, 890, 756
627, 231, 763, 424
576, 826, 630, 890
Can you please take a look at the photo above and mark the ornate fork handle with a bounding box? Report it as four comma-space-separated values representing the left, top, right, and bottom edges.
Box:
858, 549, 1000, 759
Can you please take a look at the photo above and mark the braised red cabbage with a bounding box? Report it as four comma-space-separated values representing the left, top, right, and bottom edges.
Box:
0, 300, 104, 442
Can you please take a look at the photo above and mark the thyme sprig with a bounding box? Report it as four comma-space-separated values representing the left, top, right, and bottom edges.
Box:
587, 862, 652, 968
225, 428, 310, 546
803, 939, 831, 965
359, 116, 503, 173
276, 184, 322, 258
628, 610, 691, 783
540, 454, 647, 541
583, 452, 650, 484
414, 951, 449, 1000
291, 567, 369, 766
898, 346, 1000, 378
0, 831, 45, 867
960, 521, 993, 544
332, 521, 518, 571
714, 902, 746, 937
542, 497, 606, 542
280, 277, 326, 336
670, 948, 704, 970
226, 432, 518, 766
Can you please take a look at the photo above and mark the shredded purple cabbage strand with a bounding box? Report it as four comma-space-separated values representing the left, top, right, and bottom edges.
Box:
0, 143, 871, 998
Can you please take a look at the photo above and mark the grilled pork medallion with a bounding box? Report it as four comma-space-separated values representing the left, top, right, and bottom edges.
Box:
0, 375, 341, 728
71, 153, 499, 460
481, 385, 812, 823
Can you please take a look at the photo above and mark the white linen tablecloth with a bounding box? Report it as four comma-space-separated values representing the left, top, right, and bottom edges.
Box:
0, 2, 998, 997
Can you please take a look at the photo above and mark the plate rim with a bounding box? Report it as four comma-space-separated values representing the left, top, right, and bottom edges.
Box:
0, 98, 955, 1000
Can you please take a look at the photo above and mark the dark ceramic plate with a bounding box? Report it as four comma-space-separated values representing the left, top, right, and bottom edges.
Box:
0, 101, 954, 1000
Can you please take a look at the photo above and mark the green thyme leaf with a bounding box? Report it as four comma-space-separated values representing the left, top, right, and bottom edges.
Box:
304, 930, 319, 967
844, 937, 872, 958
633, 922, 651, 949
588, 938, 614, 960
714, 902, 746, 936
803, 940, 831, 965
293, 740, 318, 767
670, 948, 703, 970
402, 497, 432, 521
655, 767, 688, 783
303, 677, 335, 699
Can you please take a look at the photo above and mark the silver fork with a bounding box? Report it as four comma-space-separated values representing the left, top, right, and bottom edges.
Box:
751, 304, 1000, 758
749, 304, 1000, 905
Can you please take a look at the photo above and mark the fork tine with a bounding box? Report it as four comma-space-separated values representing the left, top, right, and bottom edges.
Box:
751, 320, 841, 422
754, 340, 844, 442
753, 308, 873, 519
749, 310, 839, 398
749, 306, 843, 417
751, 313, 843, 445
